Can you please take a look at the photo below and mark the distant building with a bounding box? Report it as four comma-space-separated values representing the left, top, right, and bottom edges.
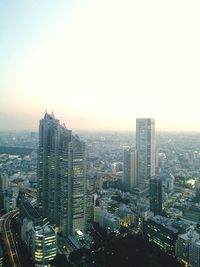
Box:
94, 207, 120, 232
0, 173, 8, 211
123, 147, 137, 190
161, 172, 175, 194
149, 176, 162, 215
37, 112, 86, 236
136, 118, 156, 186
3, 187, 19, 212
32, 225, 57, 267
0, 173, 8, 191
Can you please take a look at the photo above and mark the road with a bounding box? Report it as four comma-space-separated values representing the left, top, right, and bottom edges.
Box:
0, 209, 21, 267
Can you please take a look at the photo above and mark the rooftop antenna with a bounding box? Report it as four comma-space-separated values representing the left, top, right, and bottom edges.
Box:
51, 109, 55, 118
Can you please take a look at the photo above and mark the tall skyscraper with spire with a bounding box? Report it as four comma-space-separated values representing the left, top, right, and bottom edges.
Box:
37, 112, 86, 236
136, 118, 156, 186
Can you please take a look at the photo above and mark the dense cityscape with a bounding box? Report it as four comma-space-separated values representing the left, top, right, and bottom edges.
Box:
0, 113, 200, 266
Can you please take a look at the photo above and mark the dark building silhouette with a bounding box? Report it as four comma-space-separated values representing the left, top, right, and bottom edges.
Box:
150, 176, 162, 215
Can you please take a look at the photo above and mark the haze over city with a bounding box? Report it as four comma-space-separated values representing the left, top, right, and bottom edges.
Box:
1, 0, 200, 131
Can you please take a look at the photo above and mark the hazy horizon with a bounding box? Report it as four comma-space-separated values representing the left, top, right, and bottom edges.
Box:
1, 1, 200, 132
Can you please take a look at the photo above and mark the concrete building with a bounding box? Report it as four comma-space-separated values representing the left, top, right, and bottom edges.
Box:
136, 118, 156, 187
0, 173, 8, 211
189, 241, 200, 267
0, 173, 8, 191
32, 225, 57, 267
123, 147, 137, 190
37, 112, 86, 236
94, 207, 120, 232
3, 187, 19, 212
175, 227, 199, 265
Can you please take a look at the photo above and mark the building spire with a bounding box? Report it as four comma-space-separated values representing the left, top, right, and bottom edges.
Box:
51, 109, 55, 119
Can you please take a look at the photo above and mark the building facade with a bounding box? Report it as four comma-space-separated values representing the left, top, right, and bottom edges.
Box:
32, 225, 57, 267
143, 216, 178, 255
149, 176, 162, 215
136, 118, 156, 186
123, 147, 137, 190
37, 112, 86, 236
175, 228, 199, 265
189, 241, 200, 267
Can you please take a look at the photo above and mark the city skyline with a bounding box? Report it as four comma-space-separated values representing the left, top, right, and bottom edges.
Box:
1, 0, 200, 132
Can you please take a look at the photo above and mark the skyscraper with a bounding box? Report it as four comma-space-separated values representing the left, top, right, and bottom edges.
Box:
149, 176, 162, 216
37, 112, 86, 236
136, 118, 156, 186
123, 147, 137, 190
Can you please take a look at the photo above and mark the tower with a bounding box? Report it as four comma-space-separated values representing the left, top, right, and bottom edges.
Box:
136, 118, 156, 186
123, 147, 137, 190
37, 112, 86, 236
149, 176, 162, 215
32, 225, 57, 267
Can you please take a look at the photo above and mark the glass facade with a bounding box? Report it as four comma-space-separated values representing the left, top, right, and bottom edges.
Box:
144, 217, 178, 255
37, 113, 86, 236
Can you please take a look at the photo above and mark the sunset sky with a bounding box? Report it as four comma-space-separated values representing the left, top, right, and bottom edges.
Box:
1, 0, 200, 132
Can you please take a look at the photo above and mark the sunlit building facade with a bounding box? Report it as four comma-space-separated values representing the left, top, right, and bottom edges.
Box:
123, 147, 137, 190
37, 112, 86, 236
136, 118, 156, 186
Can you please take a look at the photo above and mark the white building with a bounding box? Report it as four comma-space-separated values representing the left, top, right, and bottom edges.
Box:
136, 118, 156, 187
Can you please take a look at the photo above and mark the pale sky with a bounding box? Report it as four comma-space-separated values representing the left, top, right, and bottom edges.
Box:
0, 0, 200, 132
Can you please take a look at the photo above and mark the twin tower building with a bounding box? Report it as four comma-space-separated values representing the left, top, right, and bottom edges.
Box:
123, 118, 156, 190
37, 112, 86, 237
37, 113, 156, 238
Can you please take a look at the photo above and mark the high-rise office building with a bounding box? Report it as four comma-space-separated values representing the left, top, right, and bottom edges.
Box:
136, 118, 156, 186
149, 176, 162, 215
0, 173, 8, 191
37, 112, 86, 236
123, 147, 137, 190
0, 173, 8, 211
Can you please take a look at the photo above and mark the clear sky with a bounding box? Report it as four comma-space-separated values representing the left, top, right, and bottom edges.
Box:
1, 0, 200, 132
